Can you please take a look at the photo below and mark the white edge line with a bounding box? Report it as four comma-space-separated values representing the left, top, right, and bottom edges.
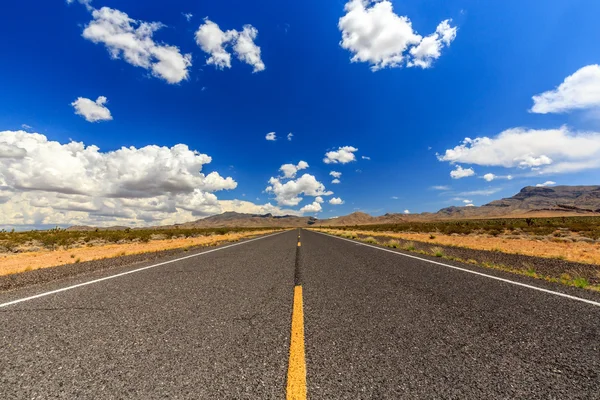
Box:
0, 231, 288, 309
312, 230, 600, 307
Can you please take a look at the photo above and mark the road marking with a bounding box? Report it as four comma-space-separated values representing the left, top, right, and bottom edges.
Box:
314, 231, 600, 307
0, 231, 288, 309
287, 285, 307, 400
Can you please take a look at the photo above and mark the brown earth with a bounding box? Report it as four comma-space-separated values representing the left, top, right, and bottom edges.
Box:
0, 230, 282, 277
315, 229, 600, 265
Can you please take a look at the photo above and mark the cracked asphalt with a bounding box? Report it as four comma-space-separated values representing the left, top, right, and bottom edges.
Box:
1, 229, 599, 399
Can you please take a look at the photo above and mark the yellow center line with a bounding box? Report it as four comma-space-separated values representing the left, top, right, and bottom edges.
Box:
286, 285, 307, 400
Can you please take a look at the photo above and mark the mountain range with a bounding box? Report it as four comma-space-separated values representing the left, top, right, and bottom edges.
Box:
68, 185, 600, 230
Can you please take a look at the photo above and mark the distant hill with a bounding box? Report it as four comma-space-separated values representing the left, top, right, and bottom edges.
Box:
433, 186, 600, 219
66, 186, 600, 231
173, 212, 316, 228
313, 212, 407, 226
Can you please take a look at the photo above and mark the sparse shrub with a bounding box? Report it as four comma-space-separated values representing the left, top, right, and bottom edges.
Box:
386, 239, 400, 248
573, 277, 589, 288
429, 234, 436, 240
363, 236, 378, 244
431, 247, 444, 257
403, 242, 416, 251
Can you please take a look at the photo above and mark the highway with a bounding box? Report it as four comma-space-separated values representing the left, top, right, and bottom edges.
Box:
1, 229, 599, 399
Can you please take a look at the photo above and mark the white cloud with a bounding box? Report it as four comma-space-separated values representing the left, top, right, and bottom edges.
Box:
324, 146, 358, 164
265, 132, 277, 141
194, 19, 238, 70
300, 201, 322, 214
0, 130, 239, 227
431, 185, 450, 190
483, 173, 514, 182
331, 179, 341, 184
361, 156, 371, 160
329, 171, 342, 178
338, 0, 456, 71
438, 126, 600, 174
287, 133, 294, 141
391, 196, 399, 200
280, 161, 309, 179
408, 20, 457, 69
315, 196, 324, 203
329, 197, 344, 205
531, 65, 600, 114
82, 7, 192, 84
462, 199, 473, 204
218, 200, 301, 216
483, 173, 495, 182
536, 181, 556, 187
450, 165, 475, 179
465, 203, 475, 207
403, 209, 410, 214
182, 13, 193, 22
195, 19, 265, 72
266, 173, 333, 206
71, 96, 113, 122
233, 25, 266, 73
21, 124, 32, 130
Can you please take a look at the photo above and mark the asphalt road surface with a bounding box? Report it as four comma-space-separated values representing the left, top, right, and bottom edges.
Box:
1, 229, 599, 399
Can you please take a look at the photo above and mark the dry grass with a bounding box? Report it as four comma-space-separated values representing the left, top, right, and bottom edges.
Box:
315, 229, 600, 265
0, 230, 282, 277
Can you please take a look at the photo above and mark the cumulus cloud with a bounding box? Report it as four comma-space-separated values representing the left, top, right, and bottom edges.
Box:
233, 25, 266, 73
330, 171, 342, 178
218, 200, 301, 216
265, 132, 277, 141
195, 19, 265, 72
0, 130, 239, 227
483, 173, 495, 182
182, 13, 193, 22
266, 174, 333, 206
438, 126, 600, 174
280, 161, 309, 179
315, 196, 324, 203
71, 96, 112, 122
531, 65, 600, 114
338, 0, 456, 71
324, 146, 358, 164
82, 7, 192, 84
300, 201, 322, 214
329, 197, 344, 205
194, 19, 238, 69
462, 199, 473, 204
331, 179, 341, 184
536, 181, 556, 187
450, 165, 475, 179
287, 133, 294, 141
404, 209, 410, 214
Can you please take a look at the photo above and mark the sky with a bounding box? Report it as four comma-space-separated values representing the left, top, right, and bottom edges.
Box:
2, 0, 600, 229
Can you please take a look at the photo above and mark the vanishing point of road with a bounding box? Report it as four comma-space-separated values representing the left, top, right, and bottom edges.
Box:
1, 229, 599, 399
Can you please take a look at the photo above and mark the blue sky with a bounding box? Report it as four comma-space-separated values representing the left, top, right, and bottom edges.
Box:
1, 0, 600, 228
